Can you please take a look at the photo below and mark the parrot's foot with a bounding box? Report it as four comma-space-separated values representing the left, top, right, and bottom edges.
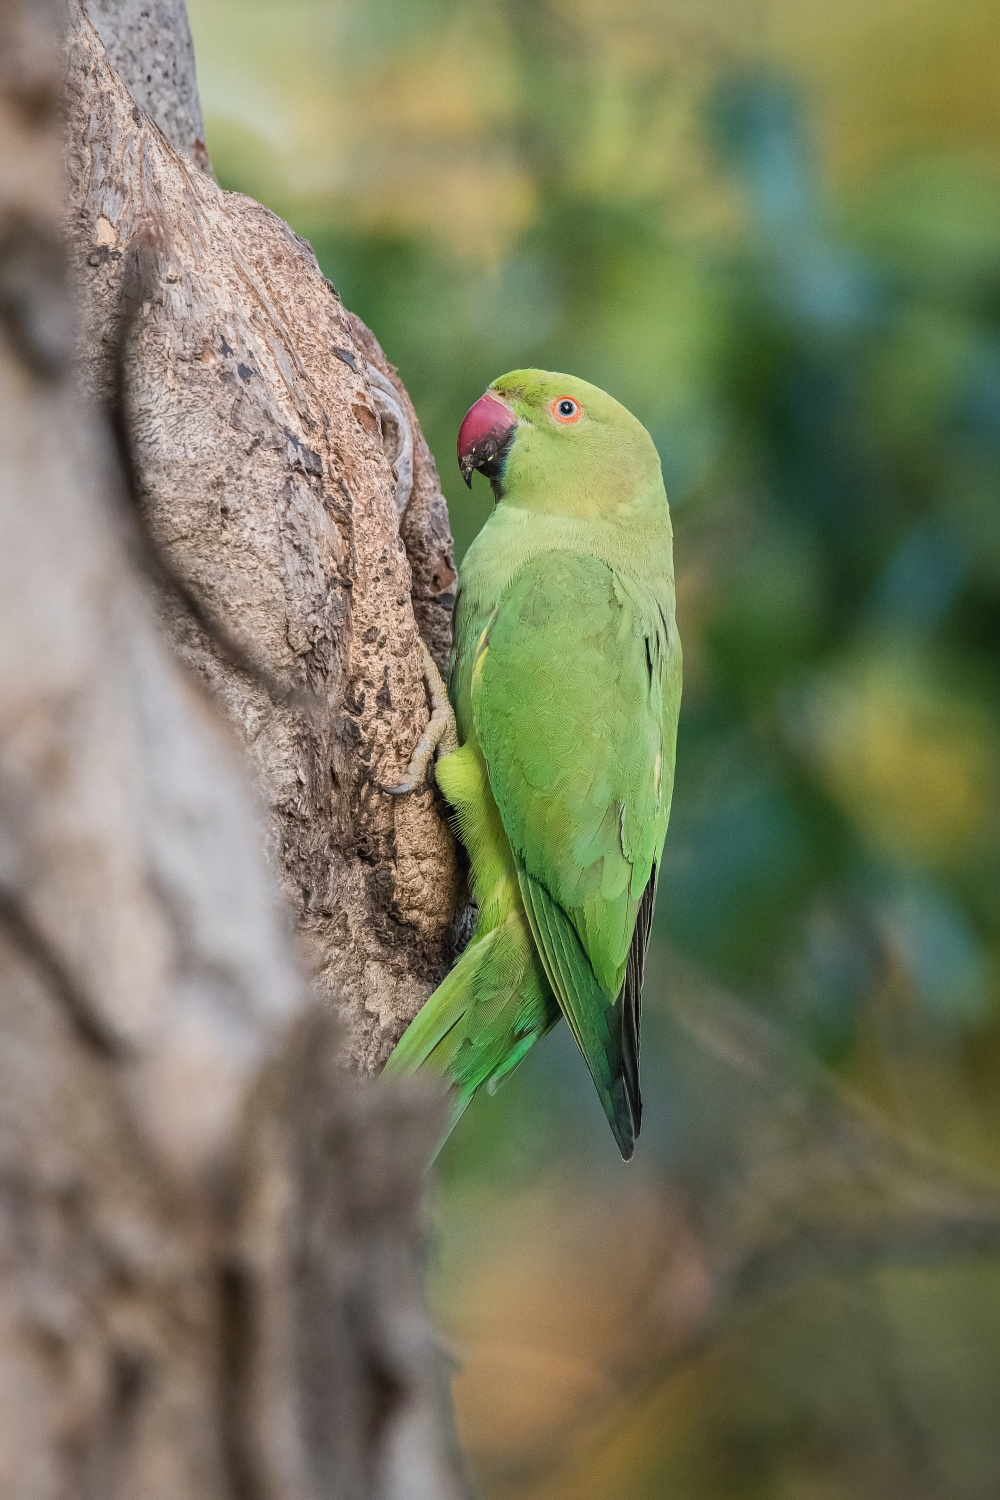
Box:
385, 640, 458, 795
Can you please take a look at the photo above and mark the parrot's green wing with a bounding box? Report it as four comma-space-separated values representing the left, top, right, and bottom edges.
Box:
471, 549, 677, 1157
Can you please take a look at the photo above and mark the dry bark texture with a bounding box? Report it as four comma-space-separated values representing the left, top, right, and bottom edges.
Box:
85, 0, 211, 171
63, 2, 466, 1073
0, 0, 464, 1494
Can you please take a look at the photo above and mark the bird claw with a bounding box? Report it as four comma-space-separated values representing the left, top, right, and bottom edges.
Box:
385, 641, 458, 795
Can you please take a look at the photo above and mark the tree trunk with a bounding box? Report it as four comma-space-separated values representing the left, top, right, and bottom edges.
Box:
65, 0, 467, 1074
0, 0, 465, 1494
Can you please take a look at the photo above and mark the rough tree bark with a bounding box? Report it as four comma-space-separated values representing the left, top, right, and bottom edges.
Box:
83, 0, 212, 172
0, 0, 465, 1494
65, 0, 467, 1076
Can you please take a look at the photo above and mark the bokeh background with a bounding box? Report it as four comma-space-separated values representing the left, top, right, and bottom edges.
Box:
185, 2, 1000, 1495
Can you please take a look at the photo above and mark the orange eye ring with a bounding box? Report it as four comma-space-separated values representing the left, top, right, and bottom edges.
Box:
551, 395, 583, 424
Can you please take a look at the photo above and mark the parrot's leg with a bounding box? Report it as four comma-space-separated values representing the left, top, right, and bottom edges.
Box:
385, 640, 458, 795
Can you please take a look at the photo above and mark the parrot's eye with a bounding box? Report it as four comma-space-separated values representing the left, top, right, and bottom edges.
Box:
551, 396, 582, 424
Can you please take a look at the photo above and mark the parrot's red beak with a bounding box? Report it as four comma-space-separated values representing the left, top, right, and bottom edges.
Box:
457, 391, 518, 489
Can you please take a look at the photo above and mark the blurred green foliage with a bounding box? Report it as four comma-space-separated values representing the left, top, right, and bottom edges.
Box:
188, 1, 1000, 1494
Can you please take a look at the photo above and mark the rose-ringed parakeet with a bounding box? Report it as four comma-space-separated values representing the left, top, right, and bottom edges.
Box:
384, 370, 681, 1159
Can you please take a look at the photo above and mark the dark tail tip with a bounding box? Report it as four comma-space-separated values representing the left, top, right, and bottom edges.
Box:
606, 1086, 636, 1162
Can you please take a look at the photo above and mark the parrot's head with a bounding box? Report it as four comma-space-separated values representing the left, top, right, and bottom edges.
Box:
457, 369, 664, 518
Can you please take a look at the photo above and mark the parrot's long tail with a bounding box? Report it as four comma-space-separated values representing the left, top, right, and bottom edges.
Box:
382, 912, 558, 1157
381, 930, 498, 1145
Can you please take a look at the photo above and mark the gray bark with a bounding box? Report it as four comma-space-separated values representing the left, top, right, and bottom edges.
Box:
85, 0, 211, 171
0, 0, 464, 1494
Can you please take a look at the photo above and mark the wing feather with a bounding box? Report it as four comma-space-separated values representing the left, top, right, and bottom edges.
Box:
619, 867, 657, 1135
519, 870, 635, 1158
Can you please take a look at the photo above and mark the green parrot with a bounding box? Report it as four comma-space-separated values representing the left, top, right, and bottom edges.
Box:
384, 370, 681, 1159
